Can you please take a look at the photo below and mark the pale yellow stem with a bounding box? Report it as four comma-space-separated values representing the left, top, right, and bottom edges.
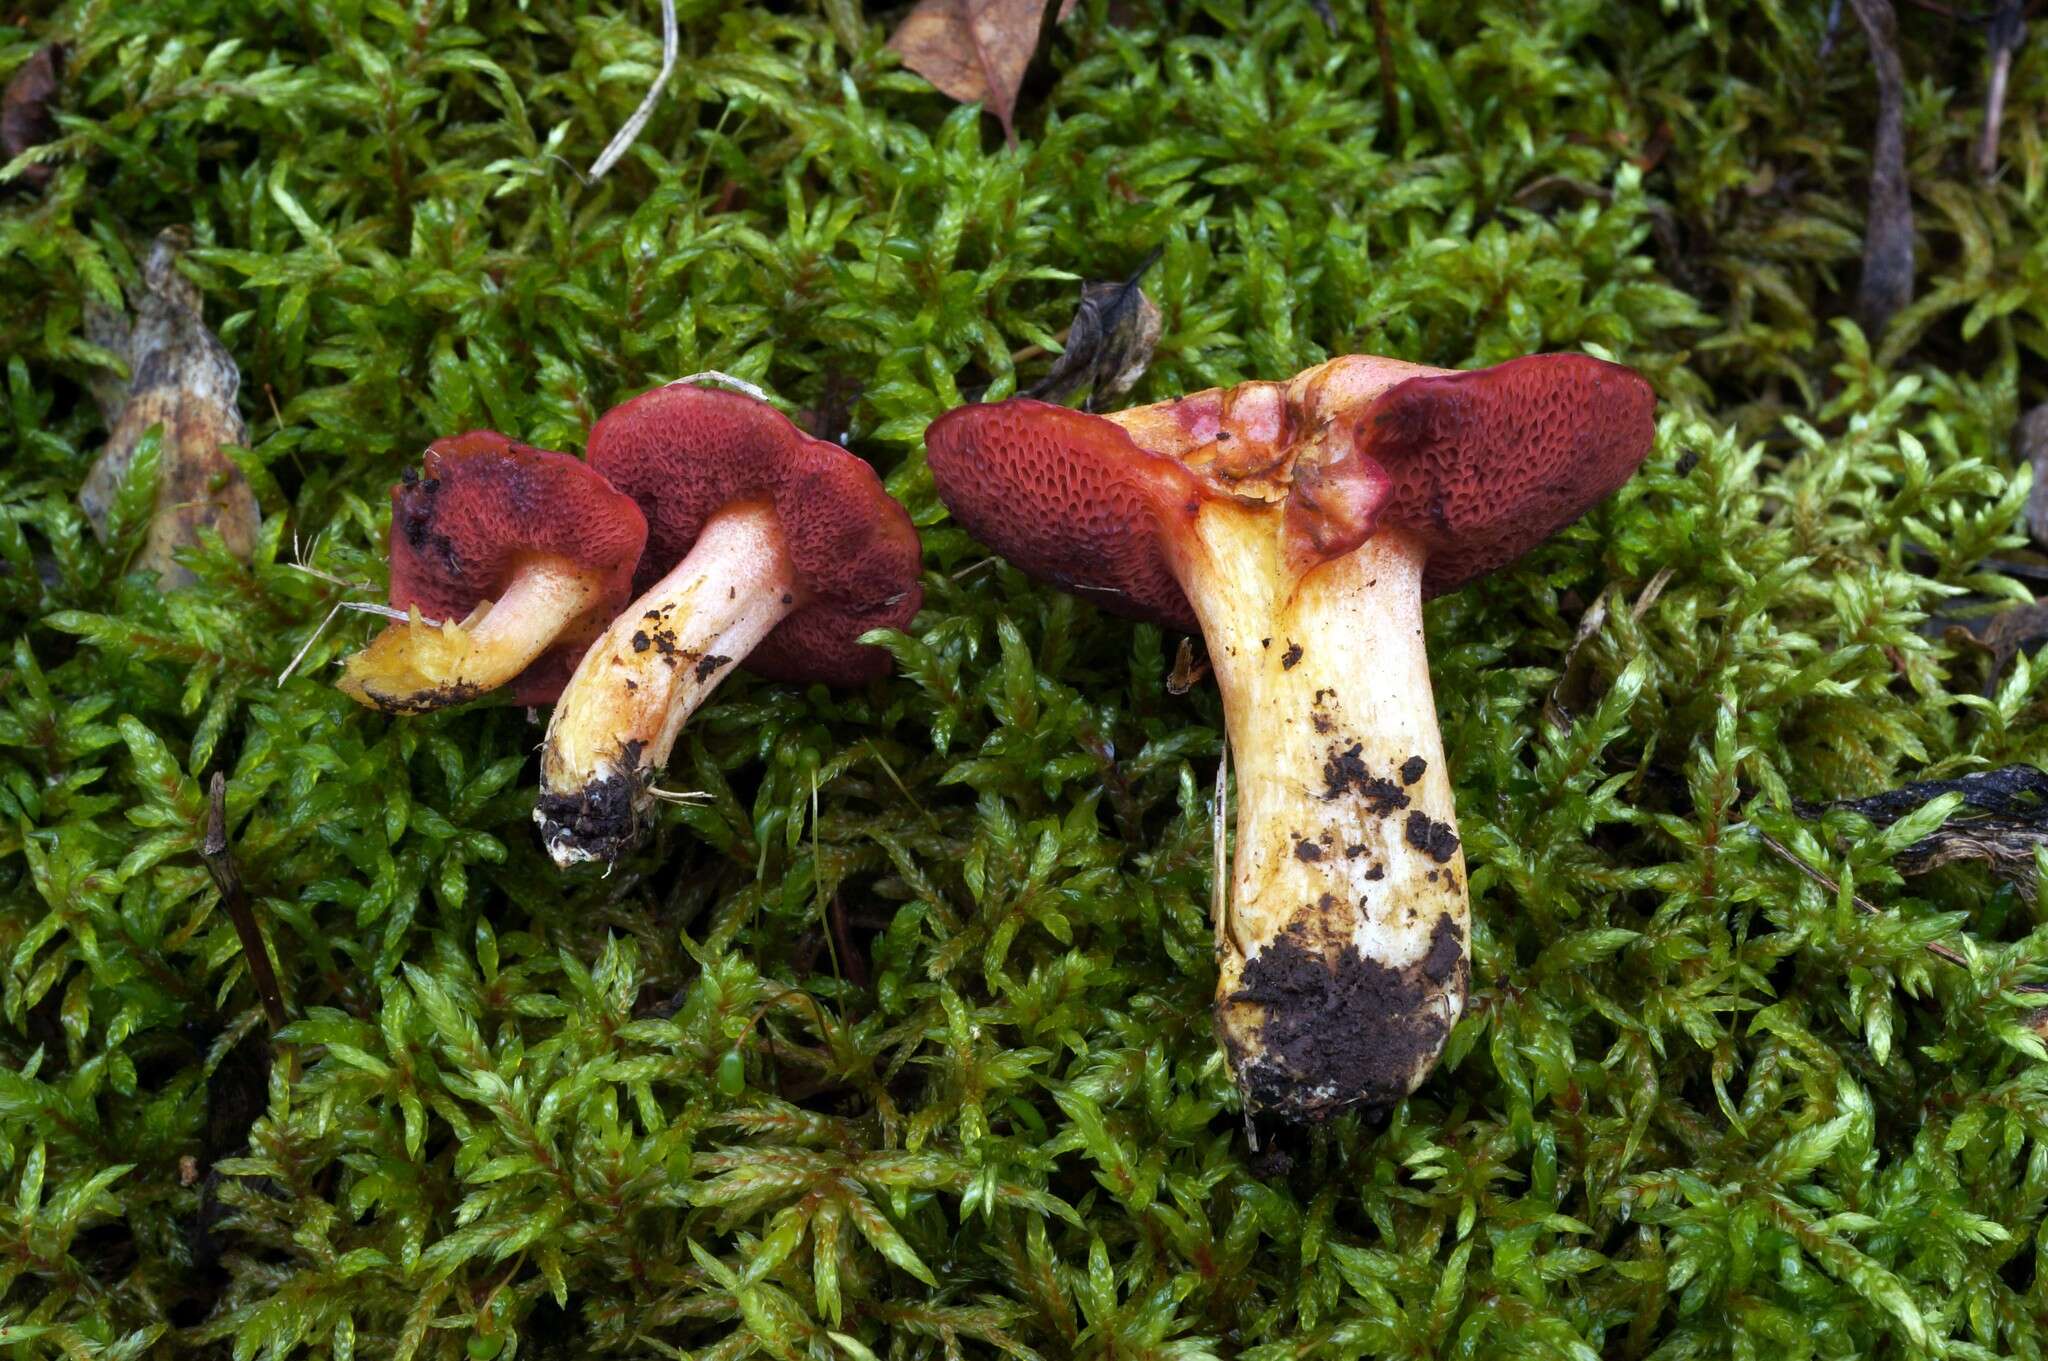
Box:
536, 502, 801, 867
1179, 510, 1469, 1118
337, 554, 602, 713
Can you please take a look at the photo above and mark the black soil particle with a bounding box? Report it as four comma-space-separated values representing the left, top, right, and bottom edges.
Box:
631, 631, 651, 652
1400, 755, 1426, 784
1281, 641, 1303, 669
1294, 838, 1323, 862
694, 653, 732, 682
1227, 914, 1467, 1119
534, 741, 647, 864
1345, 843, 1367, 858
1404, 810, 1460, 863
1420, 913, 1463, 984
1364, 865, 1384, 880
371, 679, 480, 716
1322, 743, 1410, 815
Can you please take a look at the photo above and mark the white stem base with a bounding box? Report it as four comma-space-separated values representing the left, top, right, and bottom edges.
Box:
1182, 515, 1470, 1118
536, 502, 801, 866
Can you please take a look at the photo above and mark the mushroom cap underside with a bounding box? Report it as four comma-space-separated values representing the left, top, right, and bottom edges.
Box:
923, 351, 1657, 613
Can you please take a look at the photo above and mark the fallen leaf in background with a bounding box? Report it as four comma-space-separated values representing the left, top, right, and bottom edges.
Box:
79, 228, 260, 586
1847, 0, 1914, 334
888, 0, 1073, 144
1943, 602, 2048, 698
1804, 764, 2048, 899
1, 42, 65, 192
2018, 403, 2048, 549
1024, 247, 1162, 411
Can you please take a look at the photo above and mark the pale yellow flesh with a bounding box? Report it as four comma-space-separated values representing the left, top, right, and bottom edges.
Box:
1178, 513, 1469, 1116
536, 502, 801, 867
337, 554, 602, 713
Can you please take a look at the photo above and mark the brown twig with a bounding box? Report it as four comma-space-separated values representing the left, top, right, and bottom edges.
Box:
1753, 827, 2048, 991
200, 772, 290, 1029
1976, 2, 2026, 178
1848, 0, 1915, 334
1368, 0, 1400, 140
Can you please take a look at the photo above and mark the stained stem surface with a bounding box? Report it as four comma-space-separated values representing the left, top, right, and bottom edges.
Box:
1179, 512, 1469, 1118
537, 501, 801, 866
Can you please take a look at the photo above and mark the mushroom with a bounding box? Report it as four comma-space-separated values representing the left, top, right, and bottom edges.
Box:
924, 352, 1655, 1119
535, 383, 924, 867
337, 432, 648, 713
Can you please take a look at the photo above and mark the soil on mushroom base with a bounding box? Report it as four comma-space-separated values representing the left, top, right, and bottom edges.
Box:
533, 739, 646, 861
1228, 913, 1466, 1117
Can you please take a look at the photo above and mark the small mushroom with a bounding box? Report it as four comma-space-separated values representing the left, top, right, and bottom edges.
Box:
337, 432, 648, 713
925, 352, 1655, 1120
535, 383, 923, 867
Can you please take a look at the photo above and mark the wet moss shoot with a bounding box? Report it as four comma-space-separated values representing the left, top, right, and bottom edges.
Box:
4, 2, 2048, 1357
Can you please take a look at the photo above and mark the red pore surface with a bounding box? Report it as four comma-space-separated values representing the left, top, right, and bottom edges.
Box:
1362, 354, 1657, 596
388, 431, 648, 704
924, 399, 1201, 632
586, 385, 923, 684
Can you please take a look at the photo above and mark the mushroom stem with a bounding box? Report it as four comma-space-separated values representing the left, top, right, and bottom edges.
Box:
536, 501, 802, 867
338, 555, 605, 713
1179, 511, 1469, 1120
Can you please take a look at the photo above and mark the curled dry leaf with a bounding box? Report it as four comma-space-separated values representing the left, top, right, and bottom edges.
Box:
1847, 0, 1913, 334
1024, 248, 1163, 412
79, 229, 260, 586
1, 42, 65, 192
1941, 600, 2048, 697
1806, 764, 2048, 900
887, 0, 1074, 144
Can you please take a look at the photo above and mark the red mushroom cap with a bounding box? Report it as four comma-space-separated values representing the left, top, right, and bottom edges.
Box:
586, 385, 924, 684
924, 398, 1202, 632
388, 431, 648, 705
924, 352, 1655, 615
1363, 354, 1657, 595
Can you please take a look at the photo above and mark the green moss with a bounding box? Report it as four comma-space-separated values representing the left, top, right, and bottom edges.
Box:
3, 0, 2048, 1356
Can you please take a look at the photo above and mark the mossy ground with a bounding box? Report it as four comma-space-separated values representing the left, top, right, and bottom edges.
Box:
4, 1, 2048, 1356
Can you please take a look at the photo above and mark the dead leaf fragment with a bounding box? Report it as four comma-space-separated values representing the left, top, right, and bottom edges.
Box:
1805, 764, 2048, 899
888, 0, 1073, 144
1167, 636, 1207, 695
79, 229, 260, 586
1847, 0, 1914, 334
2017, 403, 2048, 550
1024, 248, 1163, 412
1, 42, 65, 192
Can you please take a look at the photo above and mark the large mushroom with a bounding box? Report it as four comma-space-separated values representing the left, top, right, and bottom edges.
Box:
924, 353, 1655, 1120
535, 383, 924, 867
338, 432, 648, 712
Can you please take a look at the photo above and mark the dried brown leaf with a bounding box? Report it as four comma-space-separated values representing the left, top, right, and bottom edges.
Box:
79, 228, 260, 586
1024, 248, 1162, 411
1806, 765, 2048, 901
887, 0, 1073, 144
1, 42, 65, 192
